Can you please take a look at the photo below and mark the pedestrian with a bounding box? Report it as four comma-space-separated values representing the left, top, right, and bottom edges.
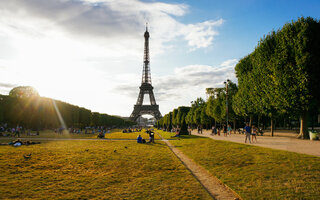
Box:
223, 124, 227, 137
251, 125, 257, 143
244, 123, 251, 143
147, 129, 155, 143
150, 131, 155, 143
227, 124, 232, 136
211, 126, 217, 135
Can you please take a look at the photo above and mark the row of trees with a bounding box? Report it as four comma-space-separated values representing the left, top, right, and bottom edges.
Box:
0, 87, 135, 129
234, 17, 320, 138
156, 83, 239, 134
157, 17, 320, 138
156, 106, 190, 134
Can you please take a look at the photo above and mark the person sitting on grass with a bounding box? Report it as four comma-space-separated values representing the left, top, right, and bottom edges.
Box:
97, 132, 104, 139
171, 128, 180, 138
137, 135, 142, 143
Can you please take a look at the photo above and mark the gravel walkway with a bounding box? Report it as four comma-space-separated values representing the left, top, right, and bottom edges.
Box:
192, 130, 320, 157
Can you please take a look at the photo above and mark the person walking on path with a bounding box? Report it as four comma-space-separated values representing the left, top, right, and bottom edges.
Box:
244, 123, 251, 143
227, 124, 232, 136
251, 125, 257, 143
211, 126, 217, 135
223, 124, 227, 137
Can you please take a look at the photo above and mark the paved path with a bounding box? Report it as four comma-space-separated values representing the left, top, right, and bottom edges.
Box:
192, 130, 320, 157
157, 133, 241, 200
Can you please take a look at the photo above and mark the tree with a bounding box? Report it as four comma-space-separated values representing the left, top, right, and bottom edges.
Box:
9, 86, 39, 98
234, 17, 320, 139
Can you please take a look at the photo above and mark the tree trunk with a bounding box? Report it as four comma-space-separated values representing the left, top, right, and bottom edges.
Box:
311, 114, 314, 131
258, 115, 261, 129
249, 116, 252, 127
271, 118, 274, 137
233, 119, 236, 131
297, 112, 309, 139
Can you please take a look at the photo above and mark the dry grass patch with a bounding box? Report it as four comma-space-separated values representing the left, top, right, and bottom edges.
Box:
5, 129, 161, 140
0, 140, 211, 199
162, 133, 320, 200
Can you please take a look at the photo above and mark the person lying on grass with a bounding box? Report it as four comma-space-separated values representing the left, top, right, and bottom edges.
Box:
0, 139, 41, 146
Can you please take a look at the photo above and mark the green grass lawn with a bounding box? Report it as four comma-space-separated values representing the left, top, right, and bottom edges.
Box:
105, 129, 161, 140
156, 129, 177, 139
158, 132, 320, 200
0, 140, 211, 199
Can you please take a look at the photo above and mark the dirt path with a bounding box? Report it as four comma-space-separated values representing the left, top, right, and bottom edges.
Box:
157, 133, 241, 200
192, 130, 320, 157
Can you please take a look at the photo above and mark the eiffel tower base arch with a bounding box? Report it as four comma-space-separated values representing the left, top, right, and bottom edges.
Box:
130, 105, 162, 122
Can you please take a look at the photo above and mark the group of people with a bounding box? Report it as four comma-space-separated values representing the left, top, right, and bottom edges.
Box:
137, 129, 155, 144
209, 123, 258, 143
211, 124, 232, 136
0, 123, 24, 137
244, 123, 258, 143
123, 128, 142, 133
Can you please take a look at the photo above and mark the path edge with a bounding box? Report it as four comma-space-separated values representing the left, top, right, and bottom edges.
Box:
156, 132, 242, 200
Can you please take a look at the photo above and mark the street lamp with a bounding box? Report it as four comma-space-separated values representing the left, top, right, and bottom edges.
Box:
224, 79, 230, 126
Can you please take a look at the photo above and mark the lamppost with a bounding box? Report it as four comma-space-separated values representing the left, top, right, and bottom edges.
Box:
224, 79, 230, 126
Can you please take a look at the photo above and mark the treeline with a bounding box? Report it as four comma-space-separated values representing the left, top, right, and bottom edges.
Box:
157, 17, 320, 138
156, 106, 190, 134
0, 89, 135, 129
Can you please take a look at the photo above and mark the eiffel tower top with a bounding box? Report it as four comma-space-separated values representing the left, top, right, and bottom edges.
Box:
142, 23, 151, 84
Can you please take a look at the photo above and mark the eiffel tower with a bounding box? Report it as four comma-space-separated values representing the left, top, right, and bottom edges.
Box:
130, 25, 162, 121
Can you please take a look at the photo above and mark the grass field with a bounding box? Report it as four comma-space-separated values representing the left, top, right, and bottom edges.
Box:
155, 129, 177, 139
2, 129, 160, 140
0, 139, 211, 199
157, 131, 320, 199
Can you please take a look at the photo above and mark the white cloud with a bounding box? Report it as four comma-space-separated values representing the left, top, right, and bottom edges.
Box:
114, 59, 238, 114
0, 0, 223, 54
0, 0, 226, 116
183, 19, 224, 50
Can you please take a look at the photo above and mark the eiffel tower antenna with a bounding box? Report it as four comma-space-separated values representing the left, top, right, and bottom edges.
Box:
130, 25, 162, 121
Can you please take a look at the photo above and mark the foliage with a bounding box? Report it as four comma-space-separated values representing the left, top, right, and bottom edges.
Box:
0, 94, 134, 129
206, 82, 238, 125
234, 17, 320, 138
9, 86, 39, 98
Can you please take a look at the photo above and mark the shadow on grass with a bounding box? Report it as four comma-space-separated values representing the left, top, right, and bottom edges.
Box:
178, 135, 207, 139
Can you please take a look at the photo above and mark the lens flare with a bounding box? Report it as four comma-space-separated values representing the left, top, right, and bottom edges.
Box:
52, 99, 68, 133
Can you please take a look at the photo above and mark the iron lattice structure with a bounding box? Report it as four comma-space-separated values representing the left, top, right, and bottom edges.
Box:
130, 26, 162, 121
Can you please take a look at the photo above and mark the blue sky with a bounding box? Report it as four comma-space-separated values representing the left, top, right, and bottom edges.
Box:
0, 0, 319, 117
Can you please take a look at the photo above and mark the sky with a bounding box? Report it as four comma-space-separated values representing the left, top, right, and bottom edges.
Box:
0, 0, 319, 117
